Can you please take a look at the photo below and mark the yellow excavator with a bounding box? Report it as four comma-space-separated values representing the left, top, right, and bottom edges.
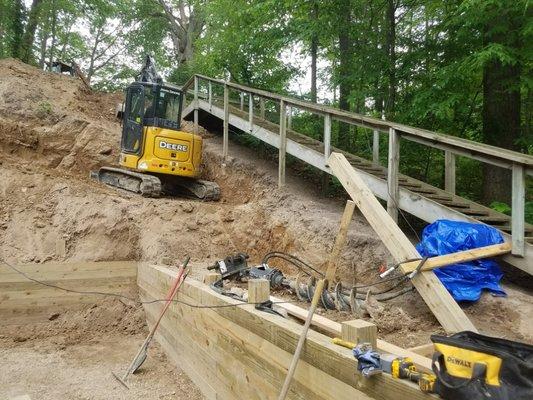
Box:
93, 57, 220, 200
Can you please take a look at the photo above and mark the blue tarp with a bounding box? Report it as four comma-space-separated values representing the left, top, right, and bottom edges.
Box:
415, 219, 506, 302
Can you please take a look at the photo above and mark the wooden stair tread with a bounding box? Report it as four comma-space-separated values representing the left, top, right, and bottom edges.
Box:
206, 104, 533, 238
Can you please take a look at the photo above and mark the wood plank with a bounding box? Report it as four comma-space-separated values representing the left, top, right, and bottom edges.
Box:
400, 242, 512, 273
444, 151, 456, 194
341, 320, 377, 348
372, 130, 379, 165
0, 261, 137, 275
223, 84, 229, 159
324, 114, 331, 164
387, 128, 400, 222
328, 152, 477, 333
249, 92, 254, 132
408, 343, 434, 358
272, 298, 433, 374
512, 164, 525, 256
279, 100, 287, 187
138, 264, 436, 400
248, 279, 270, 303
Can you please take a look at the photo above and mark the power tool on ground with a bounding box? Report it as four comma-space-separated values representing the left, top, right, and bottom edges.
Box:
333, 339, 437, 393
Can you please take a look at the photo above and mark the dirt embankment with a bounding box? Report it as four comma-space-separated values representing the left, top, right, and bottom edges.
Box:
0, 58, 531, 351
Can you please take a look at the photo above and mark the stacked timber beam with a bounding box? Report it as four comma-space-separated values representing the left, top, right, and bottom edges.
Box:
138, 263, 436, 400
0, 261, 137, 323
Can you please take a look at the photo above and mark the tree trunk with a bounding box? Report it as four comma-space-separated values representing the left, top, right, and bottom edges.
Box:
337, 0, 352, 150
10, 0, 25, 58
385, 0, 396, 118
310, 2, 318, 103
48, 0, 57, 67
481, 15, 522, 205
38, 29, 49, 69
20, 0, 44, 63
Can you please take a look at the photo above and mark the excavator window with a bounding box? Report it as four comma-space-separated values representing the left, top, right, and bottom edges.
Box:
121, 85, 144, 154
142, 86, 182, 131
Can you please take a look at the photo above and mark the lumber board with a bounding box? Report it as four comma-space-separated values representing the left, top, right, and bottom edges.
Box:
328, 152, 477, 333
408, 343, 435, 358
400, 242, 512, 273
0, 261, 138, 317
141, 284, 322, 400
0, 261, 137, 275
272, 297, 432, 373
138, 263, 436, 400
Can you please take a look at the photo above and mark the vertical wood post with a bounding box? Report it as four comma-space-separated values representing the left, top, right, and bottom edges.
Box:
248, 279, 270, 304
387, 127, 400, 222
208, 81, 212, 110
287, 106, 292, 131
324, 113, 332, 166
203, 272, 221, 285
341, 319, 377, 349
512, 163, 525, 257
278, 100, 287, 188
260, 98, 266, 119
444, 151, 456, 194
248, 92, 253, 132
372, 130, 379, 165
223, 84, 229, 160
193, 76, 199, 135
240, 92, 244, 111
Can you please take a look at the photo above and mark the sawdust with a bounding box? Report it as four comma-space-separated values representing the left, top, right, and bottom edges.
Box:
0, 57, 532, 391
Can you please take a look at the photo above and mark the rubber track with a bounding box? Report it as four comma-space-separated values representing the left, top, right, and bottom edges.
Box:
95, 167, 162, 197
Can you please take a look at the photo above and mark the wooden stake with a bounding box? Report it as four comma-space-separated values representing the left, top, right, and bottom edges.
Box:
400, 242, 511, 273
277, 200, 356, 400
341, 320, 377, 349
203, 272, 221, 285
248, 279, 270, 303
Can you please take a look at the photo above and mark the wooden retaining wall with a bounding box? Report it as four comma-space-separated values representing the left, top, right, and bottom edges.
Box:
138, 263, 436, 400
0, 261, 137, 323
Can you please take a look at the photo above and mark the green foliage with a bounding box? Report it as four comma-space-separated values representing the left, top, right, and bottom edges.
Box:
36, 100, 52, 117
490, 201, 533, 225
490, 201, 512, 215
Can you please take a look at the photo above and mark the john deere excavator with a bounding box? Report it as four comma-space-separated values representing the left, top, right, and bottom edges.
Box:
93, 56, 220, 200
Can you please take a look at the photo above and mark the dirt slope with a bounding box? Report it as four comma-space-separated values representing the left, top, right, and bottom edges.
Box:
0, 58, 531, 349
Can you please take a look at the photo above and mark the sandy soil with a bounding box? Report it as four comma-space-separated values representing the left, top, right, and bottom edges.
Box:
0, 58, 532, 398
0, 299, 203, 400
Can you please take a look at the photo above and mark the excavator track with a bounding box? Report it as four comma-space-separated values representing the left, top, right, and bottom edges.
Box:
94, 167, 162, 197
93, 167, 220, 201
172, 178, 221, 201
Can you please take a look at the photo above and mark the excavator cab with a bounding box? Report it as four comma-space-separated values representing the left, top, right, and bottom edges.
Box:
118, 80, 203, 180
121, 82, 183, 155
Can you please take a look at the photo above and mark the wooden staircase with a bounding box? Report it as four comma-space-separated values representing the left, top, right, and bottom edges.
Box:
181, 75, 533, 275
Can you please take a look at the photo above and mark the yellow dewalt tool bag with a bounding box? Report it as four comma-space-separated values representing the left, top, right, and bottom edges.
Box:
431, 331, 533, 400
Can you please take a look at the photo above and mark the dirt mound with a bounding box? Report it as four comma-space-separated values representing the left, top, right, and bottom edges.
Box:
0, 58, 121, 174
2, 58, 530, 347
1, 298, 145, 348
